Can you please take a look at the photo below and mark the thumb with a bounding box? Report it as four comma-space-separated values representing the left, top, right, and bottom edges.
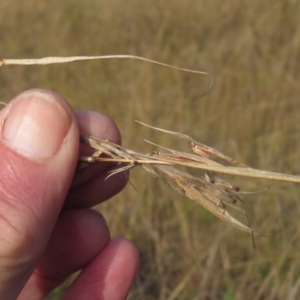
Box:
0, 89, 79, 299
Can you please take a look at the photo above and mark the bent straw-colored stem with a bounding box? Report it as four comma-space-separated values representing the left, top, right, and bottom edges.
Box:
0, 55, 206, 75
0, 55, 210, 78
0, 55, 213, 97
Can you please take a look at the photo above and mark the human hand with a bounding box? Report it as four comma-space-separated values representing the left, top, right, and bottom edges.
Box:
0, 89, 139, 300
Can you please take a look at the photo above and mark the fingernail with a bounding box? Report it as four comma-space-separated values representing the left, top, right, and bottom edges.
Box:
1, 91, 71, 159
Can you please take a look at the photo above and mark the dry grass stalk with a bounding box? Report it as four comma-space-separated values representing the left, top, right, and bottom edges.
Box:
2, 55, 300, 246
0, 55, 212, 91
80, 121, 300, 247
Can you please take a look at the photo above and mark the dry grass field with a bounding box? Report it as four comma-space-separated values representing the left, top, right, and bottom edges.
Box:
1, 0, 300, 299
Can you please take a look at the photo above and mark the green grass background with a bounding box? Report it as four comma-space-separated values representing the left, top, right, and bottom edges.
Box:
1, 0, 300, 299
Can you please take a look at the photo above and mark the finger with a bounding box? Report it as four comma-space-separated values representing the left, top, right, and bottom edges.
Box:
17, 209, 110, 299
66, 110, 128, 208
75, 110, 121, 145
66, 165, 128, 208
62, 238, 139, 300
72, 110, 122, 187
0, 89, 79, 298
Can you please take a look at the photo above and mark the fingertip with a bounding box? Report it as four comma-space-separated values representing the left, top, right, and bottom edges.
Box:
109, 237, 140, 273
75, 110, 122, 145
63, 237, 139, 300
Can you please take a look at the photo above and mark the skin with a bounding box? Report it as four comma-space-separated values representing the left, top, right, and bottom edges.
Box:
0, 89, 139, 300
